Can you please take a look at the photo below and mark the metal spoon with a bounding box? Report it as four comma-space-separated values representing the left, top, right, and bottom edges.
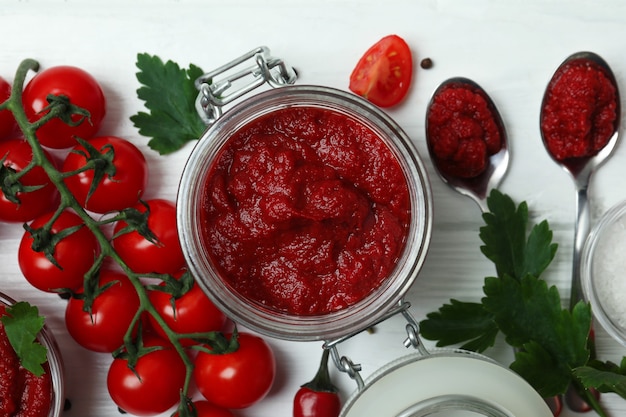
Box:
540, 51, 621, 314
539, 51, 621, 412
425, 77, 509, 212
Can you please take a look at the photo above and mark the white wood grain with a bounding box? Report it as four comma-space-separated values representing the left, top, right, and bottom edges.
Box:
1, 0, 626, 416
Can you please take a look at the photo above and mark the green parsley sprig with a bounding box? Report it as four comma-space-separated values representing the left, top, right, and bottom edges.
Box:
419, 189, 626, 416
1, 302, 48, 376
130, 53, 206, 154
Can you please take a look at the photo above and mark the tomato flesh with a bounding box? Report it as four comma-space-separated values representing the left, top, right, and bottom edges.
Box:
349, 34, 413, 108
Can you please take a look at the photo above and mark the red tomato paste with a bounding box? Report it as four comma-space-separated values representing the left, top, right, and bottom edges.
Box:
426, 83, 503, 178
0, 306, 52, 417
541, 59, 617, 161
200, 106, 410, 315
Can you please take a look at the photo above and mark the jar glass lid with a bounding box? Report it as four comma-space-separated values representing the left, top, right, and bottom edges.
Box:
340, 351, 552, 417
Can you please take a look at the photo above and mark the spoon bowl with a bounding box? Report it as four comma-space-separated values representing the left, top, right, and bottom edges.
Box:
425, 77, 509, 212
540, 51, 621, 185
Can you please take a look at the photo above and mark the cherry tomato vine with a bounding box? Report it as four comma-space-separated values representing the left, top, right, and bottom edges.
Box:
0, 58, 274, 417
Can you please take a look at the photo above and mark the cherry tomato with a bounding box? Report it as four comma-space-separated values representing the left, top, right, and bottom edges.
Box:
112, 199, 185, 275
0, 76, 17, 140
62, 135, 148, 214
194, 332, 276, 409
0, 138, 60, 222
349, 35, 413, 108
65, 270, 140, 353
107, 335, 186, 417
173, 401, 235, 417
22, 65, 106, 149
18, 210, 100, 292
148, 273, 227, 346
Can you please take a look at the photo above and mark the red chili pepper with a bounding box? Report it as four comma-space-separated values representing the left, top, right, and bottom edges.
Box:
293, 348, 341, 417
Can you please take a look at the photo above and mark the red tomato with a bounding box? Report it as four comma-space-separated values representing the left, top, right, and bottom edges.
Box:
18, 210, 100, 292
62, 135, 148, 214
0, 138, 60, 222
0, 76, 17, 140
112, 199, 185, 275
65, 270, 140, 353
173, 401, 235, 417
194, 332, 276, 409
107, 336, 186, 416
148, 274, 227, 346
22, 66, 106, 149
349, 35, 413, 108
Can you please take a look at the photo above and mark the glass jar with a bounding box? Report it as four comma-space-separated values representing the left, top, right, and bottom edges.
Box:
0, 292, 65, 417
339, 349, 553, 417
581, 199, 626, 347
177, 84, 432, 341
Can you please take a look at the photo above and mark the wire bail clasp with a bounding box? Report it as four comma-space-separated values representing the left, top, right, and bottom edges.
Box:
194, 46, 298, 126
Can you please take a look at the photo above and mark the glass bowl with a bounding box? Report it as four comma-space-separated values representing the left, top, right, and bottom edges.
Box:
581, 199, 626, 347
0, 292, 65, 417
177, 85, 433, 341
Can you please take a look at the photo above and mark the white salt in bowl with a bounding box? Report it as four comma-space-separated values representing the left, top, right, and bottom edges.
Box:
581, 200, 626, 347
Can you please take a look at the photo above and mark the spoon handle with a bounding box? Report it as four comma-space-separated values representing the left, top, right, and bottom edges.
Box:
571, 183, 591, 309
567, 182, 599, 413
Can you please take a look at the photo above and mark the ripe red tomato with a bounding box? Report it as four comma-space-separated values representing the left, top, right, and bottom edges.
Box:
173, 401, 235, 417
65, 270, 140, 353
148, 273, 227, 346
18, 210, 100, 292
0, 76, 17, 140
22, 65, 106, 149
112, 199, 185, 275
0, 138, 60, 222
107, 335, 186, 416
349, 35, 413, 108
62, 135, 148, 214
194, 332, 276, 409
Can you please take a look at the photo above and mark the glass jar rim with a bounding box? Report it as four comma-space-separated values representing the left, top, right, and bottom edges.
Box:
0, 292, 65, 417
177, 85, 433, 341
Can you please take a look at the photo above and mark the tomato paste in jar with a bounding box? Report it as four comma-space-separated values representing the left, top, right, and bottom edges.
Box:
426, 82, 503, 178
541, 58, 618, 161
200, 106, 410, 315
0, 305, 53, 417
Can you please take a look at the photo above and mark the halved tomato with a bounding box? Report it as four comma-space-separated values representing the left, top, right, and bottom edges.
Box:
349, 35, 413, 108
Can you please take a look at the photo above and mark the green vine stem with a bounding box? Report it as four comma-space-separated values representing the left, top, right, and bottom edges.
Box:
2, 58, 210, 412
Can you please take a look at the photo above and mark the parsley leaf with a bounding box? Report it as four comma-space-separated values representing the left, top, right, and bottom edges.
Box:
0, 302, 48, 376
419, 189, 593, 400
483, 274, 592, 396
480, 189, 557, 280
419, 300, 498, 352
574, 359, 626, 397
131, 53, 206, 154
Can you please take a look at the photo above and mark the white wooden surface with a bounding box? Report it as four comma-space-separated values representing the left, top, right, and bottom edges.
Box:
2, 1, 626, 416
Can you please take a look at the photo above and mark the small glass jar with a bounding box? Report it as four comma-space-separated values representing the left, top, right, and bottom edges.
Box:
177, 85, 432, 341
340, 349, 553, 417
581, 199, 626, 347
0, 292, 65, 417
